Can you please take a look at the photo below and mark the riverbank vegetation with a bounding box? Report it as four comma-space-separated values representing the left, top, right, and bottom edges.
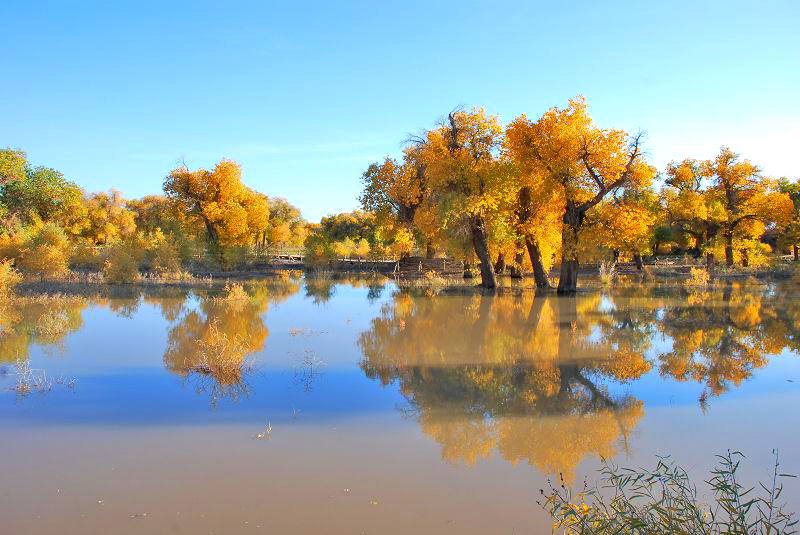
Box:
543, 451, 796, 534
2, 97, 799, 292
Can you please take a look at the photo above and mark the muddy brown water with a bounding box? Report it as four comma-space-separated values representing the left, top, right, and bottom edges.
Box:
1, 276, 799, 533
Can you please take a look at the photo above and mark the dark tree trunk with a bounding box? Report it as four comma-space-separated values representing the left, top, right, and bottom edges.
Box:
510, 247, 525, 279
557, 202, 583, 295
724, 233, 735, 267
794, 244, 798, 261
469, 216, 497, 289
525, 238, 550, 288
425, 241, 435, 259
633, 253, 644, 270
741, 249, 749, 267
706, 252, 716, 271
612, 250, 620, 262
515, 185, 546, 284
494, 252, 506, 274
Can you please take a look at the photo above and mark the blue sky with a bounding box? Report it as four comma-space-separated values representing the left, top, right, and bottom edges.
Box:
2, 0, 798, 221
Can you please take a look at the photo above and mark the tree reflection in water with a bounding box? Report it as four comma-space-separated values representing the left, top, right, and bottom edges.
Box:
0, 296, 88, 362
358, 282, 800, 480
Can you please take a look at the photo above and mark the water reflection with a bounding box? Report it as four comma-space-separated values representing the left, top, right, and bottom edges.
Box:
657, 285, 789, 395
358, 282, 800, 479
0, 296, 88, 361
359, 292, 647, 480
163, 279, 301, 404
0, 278, 304, 404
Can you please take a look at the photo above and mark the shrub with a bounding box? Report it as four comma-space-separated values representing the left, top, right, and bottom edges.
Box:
16, 223, 71, 279
0, 231, 26, 262
71, 242, 104, 270
102, 243, 140, 283
0, 259, 22, 298
147, 231, 182, 274
685, 267, 710, 286
543, 451, 796, 534
217, 245, 248, 270
220, 282, 249, 302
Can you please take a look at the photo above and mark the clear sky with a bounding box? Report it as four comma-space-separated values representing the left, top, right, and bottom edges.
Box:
2, 0, 798, 222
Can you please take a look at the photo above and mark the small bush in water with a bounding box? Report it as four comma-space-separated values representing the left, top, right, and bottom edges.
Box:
685, 267, 710, 286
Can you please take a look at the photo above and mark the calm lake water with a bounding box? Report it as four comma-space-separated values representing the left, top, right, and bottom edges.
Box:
1, 274, 799, 534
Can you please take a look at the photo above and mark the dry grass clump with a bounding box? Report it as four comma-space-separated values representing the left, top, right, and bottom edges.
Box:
0, 259, 22, 299
141, 270, 195, 283
11, 358, 77, 397
189, 320, 252, 385
598, 261, 617, 286
219, 282, 249, 302
421, 270, 449, 286
685, 267, 710, 286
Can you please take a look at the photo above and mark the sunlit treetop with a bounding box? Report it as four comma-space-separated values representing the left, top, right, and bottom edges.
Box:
163, 159, 269, 246
506, 96, 656, 209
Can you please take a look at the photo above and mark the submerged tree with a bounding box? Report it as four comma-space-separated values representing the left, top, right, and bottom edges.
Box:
417, 108, 512, 289
506, 97, 655, 293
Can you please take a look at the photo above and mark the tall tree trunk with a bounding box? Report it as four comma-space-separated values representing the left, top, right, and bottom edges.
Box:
525, 238, 550, 288
741, 249, 749, 267
612, 250, 620, 262
510, 247, 525, 279
557, 202, 582, 295
425, 241, 435, 259
494, 252, 506, 274
469, 215, 497, 289
633, 253, 644, 270
724, 232, 735, 267
515, 185, 546, 284
794, 244, 798, 261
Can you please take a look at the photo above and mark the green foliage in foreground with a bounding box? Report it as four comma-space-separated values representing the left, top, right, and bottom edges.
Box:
542, 450, 797, 534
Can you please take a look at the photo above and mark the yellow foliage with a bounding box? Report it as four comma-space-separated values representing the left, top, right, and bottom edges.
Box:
146, 230, 182, 274
83, 190, 137, 245
163, 159, 270, 247
70, 242, 103, 270
685, 267, 709, 286
0, 232, 25, 262
102, 242, 141, 283
0, 259, 22, 299
16, 223, 71, 279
